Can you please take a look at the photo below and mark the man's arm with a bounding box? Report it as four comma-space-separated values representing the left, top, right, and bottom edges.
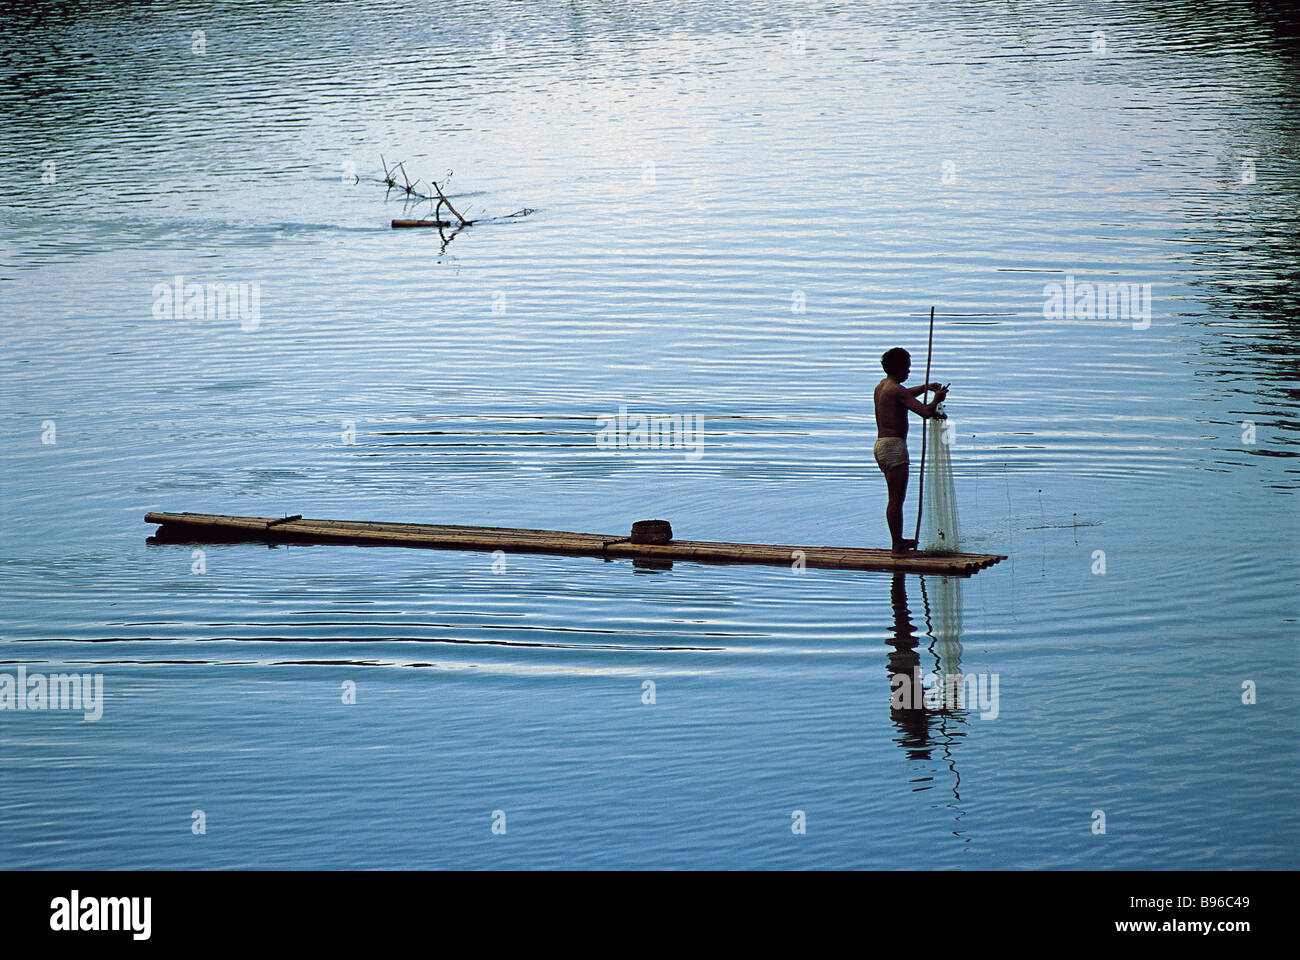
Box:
906, 382, 941, 397
894, 382, 949, 418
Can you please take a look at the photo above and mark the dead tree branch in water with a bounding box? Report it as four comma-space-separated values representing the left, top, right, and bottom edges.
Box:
380, 158, 473, 228
428, 173, 469, 226
373, 157, 535, 231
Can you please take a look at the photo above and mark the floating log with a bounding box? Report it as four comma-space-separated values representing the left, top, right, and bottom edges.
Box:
145, 512, 1006, 576
391, 219, 455, 228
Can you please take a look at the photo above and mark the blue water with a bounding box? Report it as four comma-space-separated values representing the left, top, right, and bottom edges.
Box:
1, 0, 1297, 869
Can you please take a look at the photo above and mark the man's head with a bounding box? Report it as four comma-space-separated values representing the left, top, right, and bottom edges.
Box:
881, 347, 911, 381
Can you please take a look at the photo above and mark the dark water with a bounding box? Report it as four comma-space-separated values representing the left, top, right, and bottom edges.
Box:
1, 1, 1297, 869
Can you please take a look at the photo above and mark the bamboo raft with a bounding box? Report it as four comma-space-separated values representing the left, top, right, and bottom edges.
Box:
145, 512, 1006, 576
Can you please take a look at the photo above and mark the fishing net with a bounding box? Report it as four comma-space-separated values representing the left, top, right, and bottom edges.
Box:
920, 402, 960, 554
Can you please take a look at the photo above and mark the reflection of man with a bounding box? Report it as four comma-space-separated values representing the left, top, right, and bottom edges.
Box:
873, 347, 948, 554
885, 574, 970, 816
885, 573, 937, 759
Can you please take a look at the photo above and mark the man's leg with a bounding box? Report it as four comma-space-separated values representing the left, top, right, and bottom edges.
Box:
884, 464, 915, 553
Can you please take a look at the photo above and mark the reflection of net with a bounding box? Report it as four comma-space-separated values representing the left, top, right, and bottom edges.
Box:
921, 573, 965, 711
930, 575, 963, 674
920, 402, 960, 554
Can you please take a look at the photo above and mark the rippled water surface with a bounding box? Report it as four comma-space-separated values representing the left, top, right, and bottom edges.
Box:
1, 1, 1297, 869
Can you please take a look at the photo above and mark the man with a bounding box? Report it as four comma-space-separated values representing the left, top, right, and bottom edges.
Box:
873, 347, 948, 555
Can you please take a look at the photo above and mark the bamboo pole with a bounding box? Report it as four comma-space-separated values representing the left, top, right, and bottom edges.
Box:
914, 306, 935, 544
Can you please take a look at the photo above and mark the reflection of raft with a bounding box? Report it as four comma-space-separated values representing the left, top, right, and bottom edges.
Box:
145, 512, 1006, 576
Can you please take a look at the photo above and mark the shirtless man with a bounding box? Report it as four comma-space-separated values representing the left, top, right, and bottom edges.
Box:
873, 347, 949, 555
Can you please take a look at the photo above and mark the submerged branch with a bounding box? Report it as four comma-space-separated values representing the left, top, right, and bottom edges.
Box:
375, 158, 537, 231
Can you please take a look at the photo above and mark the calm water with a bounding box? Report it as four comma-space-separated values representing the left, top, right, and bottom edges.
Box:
1, 1, 1297, 869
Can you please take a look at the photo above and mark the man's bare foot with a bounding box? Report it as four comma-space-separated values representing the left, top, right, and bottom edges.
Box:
892, 538, 918, 556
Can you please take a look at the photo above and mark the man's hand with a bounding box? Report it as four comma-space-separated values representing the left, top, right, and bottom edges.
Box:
926, 383, 950, 419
